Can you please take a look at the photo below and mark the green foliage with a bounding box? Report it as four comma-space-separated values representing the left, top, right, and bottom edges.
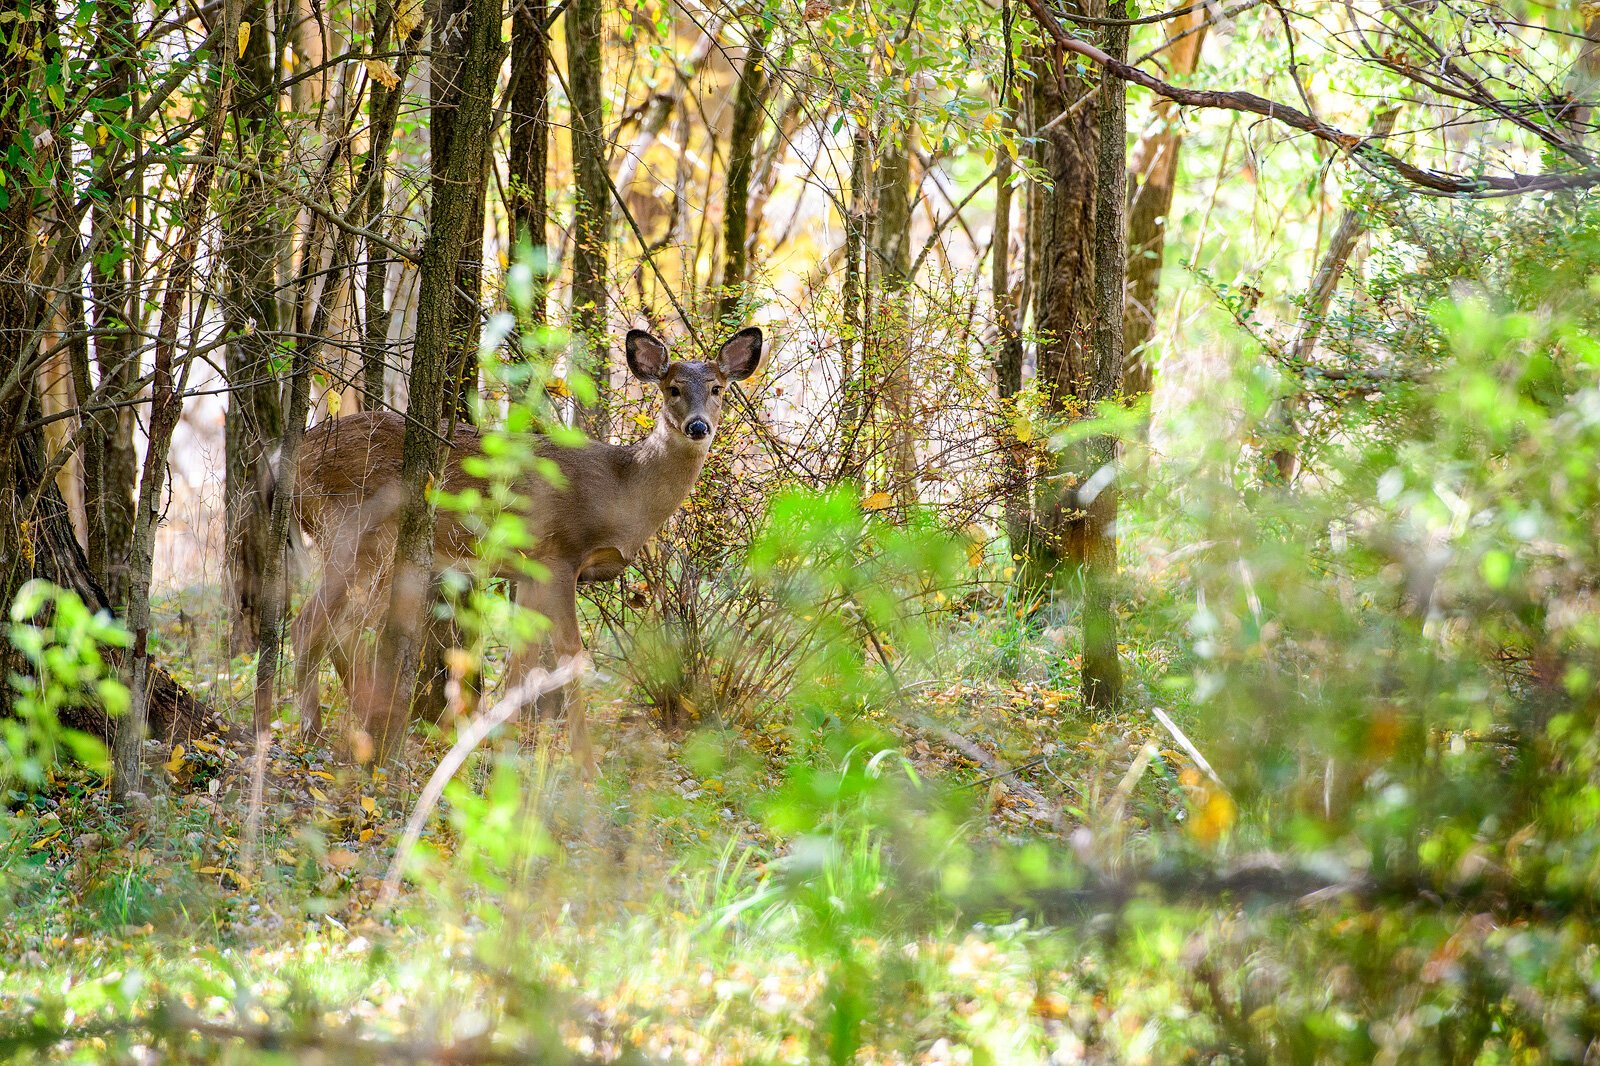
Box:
4, 581, 128, 785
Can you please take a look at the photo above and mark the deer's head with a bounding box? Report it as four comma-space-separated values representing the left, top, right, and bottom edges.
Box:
625, 327, 763, 444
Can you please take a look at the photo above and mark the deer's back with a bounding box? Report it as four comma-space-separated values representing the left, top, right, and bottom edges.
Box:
294, 410, 493, 564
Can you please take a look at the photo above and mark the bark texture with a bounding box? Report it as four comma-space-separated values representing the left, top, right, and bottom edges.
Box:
568, 0, 610, 430
221, 0, 287, 656
371, 0, 505, 761
718, 23, 770, 325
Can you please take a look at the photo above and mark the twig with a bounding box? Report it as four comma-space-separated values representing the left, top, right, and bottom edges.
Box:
378, 658, 585, 907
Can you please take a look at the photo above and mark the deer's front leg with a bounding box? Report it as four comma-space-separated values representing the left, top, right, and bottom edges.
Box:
512, 566, 594, 776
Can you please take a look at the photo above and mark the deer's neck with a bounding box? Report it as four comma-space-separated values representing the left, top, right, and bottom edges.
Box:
616, 421, 710, 543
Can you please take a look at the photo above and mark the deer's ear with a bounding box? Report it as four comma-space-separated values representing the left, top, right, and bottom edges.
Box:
717, 327, 763, 381
625, 330, 669, 382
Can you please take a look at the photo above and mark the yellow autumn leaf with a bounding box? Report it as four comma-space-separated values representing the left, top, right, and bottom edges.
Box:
309, 785, 330, 804
237, 20, 251, 57
363, 58, 400, 90
359, 795, 376, 814
1013, 420, 1035, 443
326, 389, 342, 418
275, 848, 296, 864
31, 830, 63, 850
359, 828, 374, 843
394, 0, 424, 39
164, 744, 186, 773
862, 491, 893, 511
307, 769, 334, 780
1190, 789, 1237, 844
632, 412, 655, 431
545, 377, 572, 398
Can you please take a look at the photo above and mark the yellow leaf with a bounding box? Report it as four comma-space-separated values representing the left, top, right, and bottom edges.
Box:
359, 796, 376, 814
309, 786, 330, 803
275, 848, 296, 864
862, 491, 893, 511
545, 377, 572, 399
326, 389, 342, 418
30, 830, 63, 850
164, 745, 186, 773
96, 124, 108, 145
1190, 789, 1237, 844
308, 770, 334, 780
363, 58, 400, 90
394, 0, 424, 39
632, 412, 655, 431
237, 20, 251, 57
192, 740, 218, 753
197, 865, 224, 875
1013, 420, 1035, 443
359, 828, 374, 843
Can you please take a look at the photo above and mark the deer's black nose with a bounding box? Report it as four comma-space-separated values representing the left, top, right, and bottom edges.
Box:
685, 418, 711, 440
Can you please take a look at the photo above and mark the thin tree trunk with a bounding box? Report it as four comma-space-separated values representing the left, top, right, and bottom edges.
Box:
568, 0, 610, 433
84, 0, 140, 607
116, 55, 231, 800
836, 124, 871, 476
1120, 7, 1207, 401
991, 112, 1030, 551
1082, 18, 1130, 712
870, 119, 917, 510
434, 0, 490, 421
718, 22, 769, 326
222, 0, 287, 657
363, 0, 422, 409
371, 0, 505, 762
508, 0, 549, 303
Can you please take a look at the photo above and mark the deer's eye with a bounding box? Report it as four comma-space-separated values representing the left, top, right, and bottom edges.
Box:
711, 385, 723, 396
669, 386, 681, 398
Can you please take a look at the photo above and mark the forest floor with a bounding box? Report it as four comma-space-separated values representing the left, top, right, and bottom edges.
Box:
0, 574, 1214, 1064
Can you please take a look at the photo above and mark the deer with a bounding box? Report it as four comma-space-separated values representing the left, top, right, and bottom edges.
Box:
286, 326, 763, 774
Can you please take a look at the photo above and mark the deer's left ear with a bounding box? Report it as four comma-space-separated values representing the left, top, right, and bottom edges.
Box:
625, 330, 669, 382
716, 327, 763, 381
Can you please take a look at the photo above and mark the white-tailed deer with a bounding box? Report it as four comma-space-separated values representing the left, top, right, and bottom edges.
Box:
288, 327, 763, 772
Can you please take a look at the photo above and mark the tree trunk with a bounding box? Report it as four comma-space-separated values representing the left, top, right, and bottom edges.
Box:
1021, 23, 1100, 590
870, 118, 917, 510
83, 0, 140, 608
1120, 8, 1207, 401
434, 0, 490, 421
371, 0, 505, 761
991, 112, 1031, 552
115, 51, 231, 800
835, 124, 872, 477
0, 7, 213, 750
363, 0, 422, 409
568, 0, 610, 433
508, 0, 549, 306
718, 22, 770, 326
1082, 18, 1129, 712
222, 0, 287, 657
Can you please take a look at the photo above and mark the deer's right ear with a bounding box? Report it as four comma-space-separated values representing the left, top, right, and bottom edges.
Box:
625, 330, 669, 382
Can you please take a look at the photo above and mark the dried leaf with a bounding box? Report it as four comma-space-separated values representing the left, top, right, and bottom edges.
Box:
363, 58, 400, 90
